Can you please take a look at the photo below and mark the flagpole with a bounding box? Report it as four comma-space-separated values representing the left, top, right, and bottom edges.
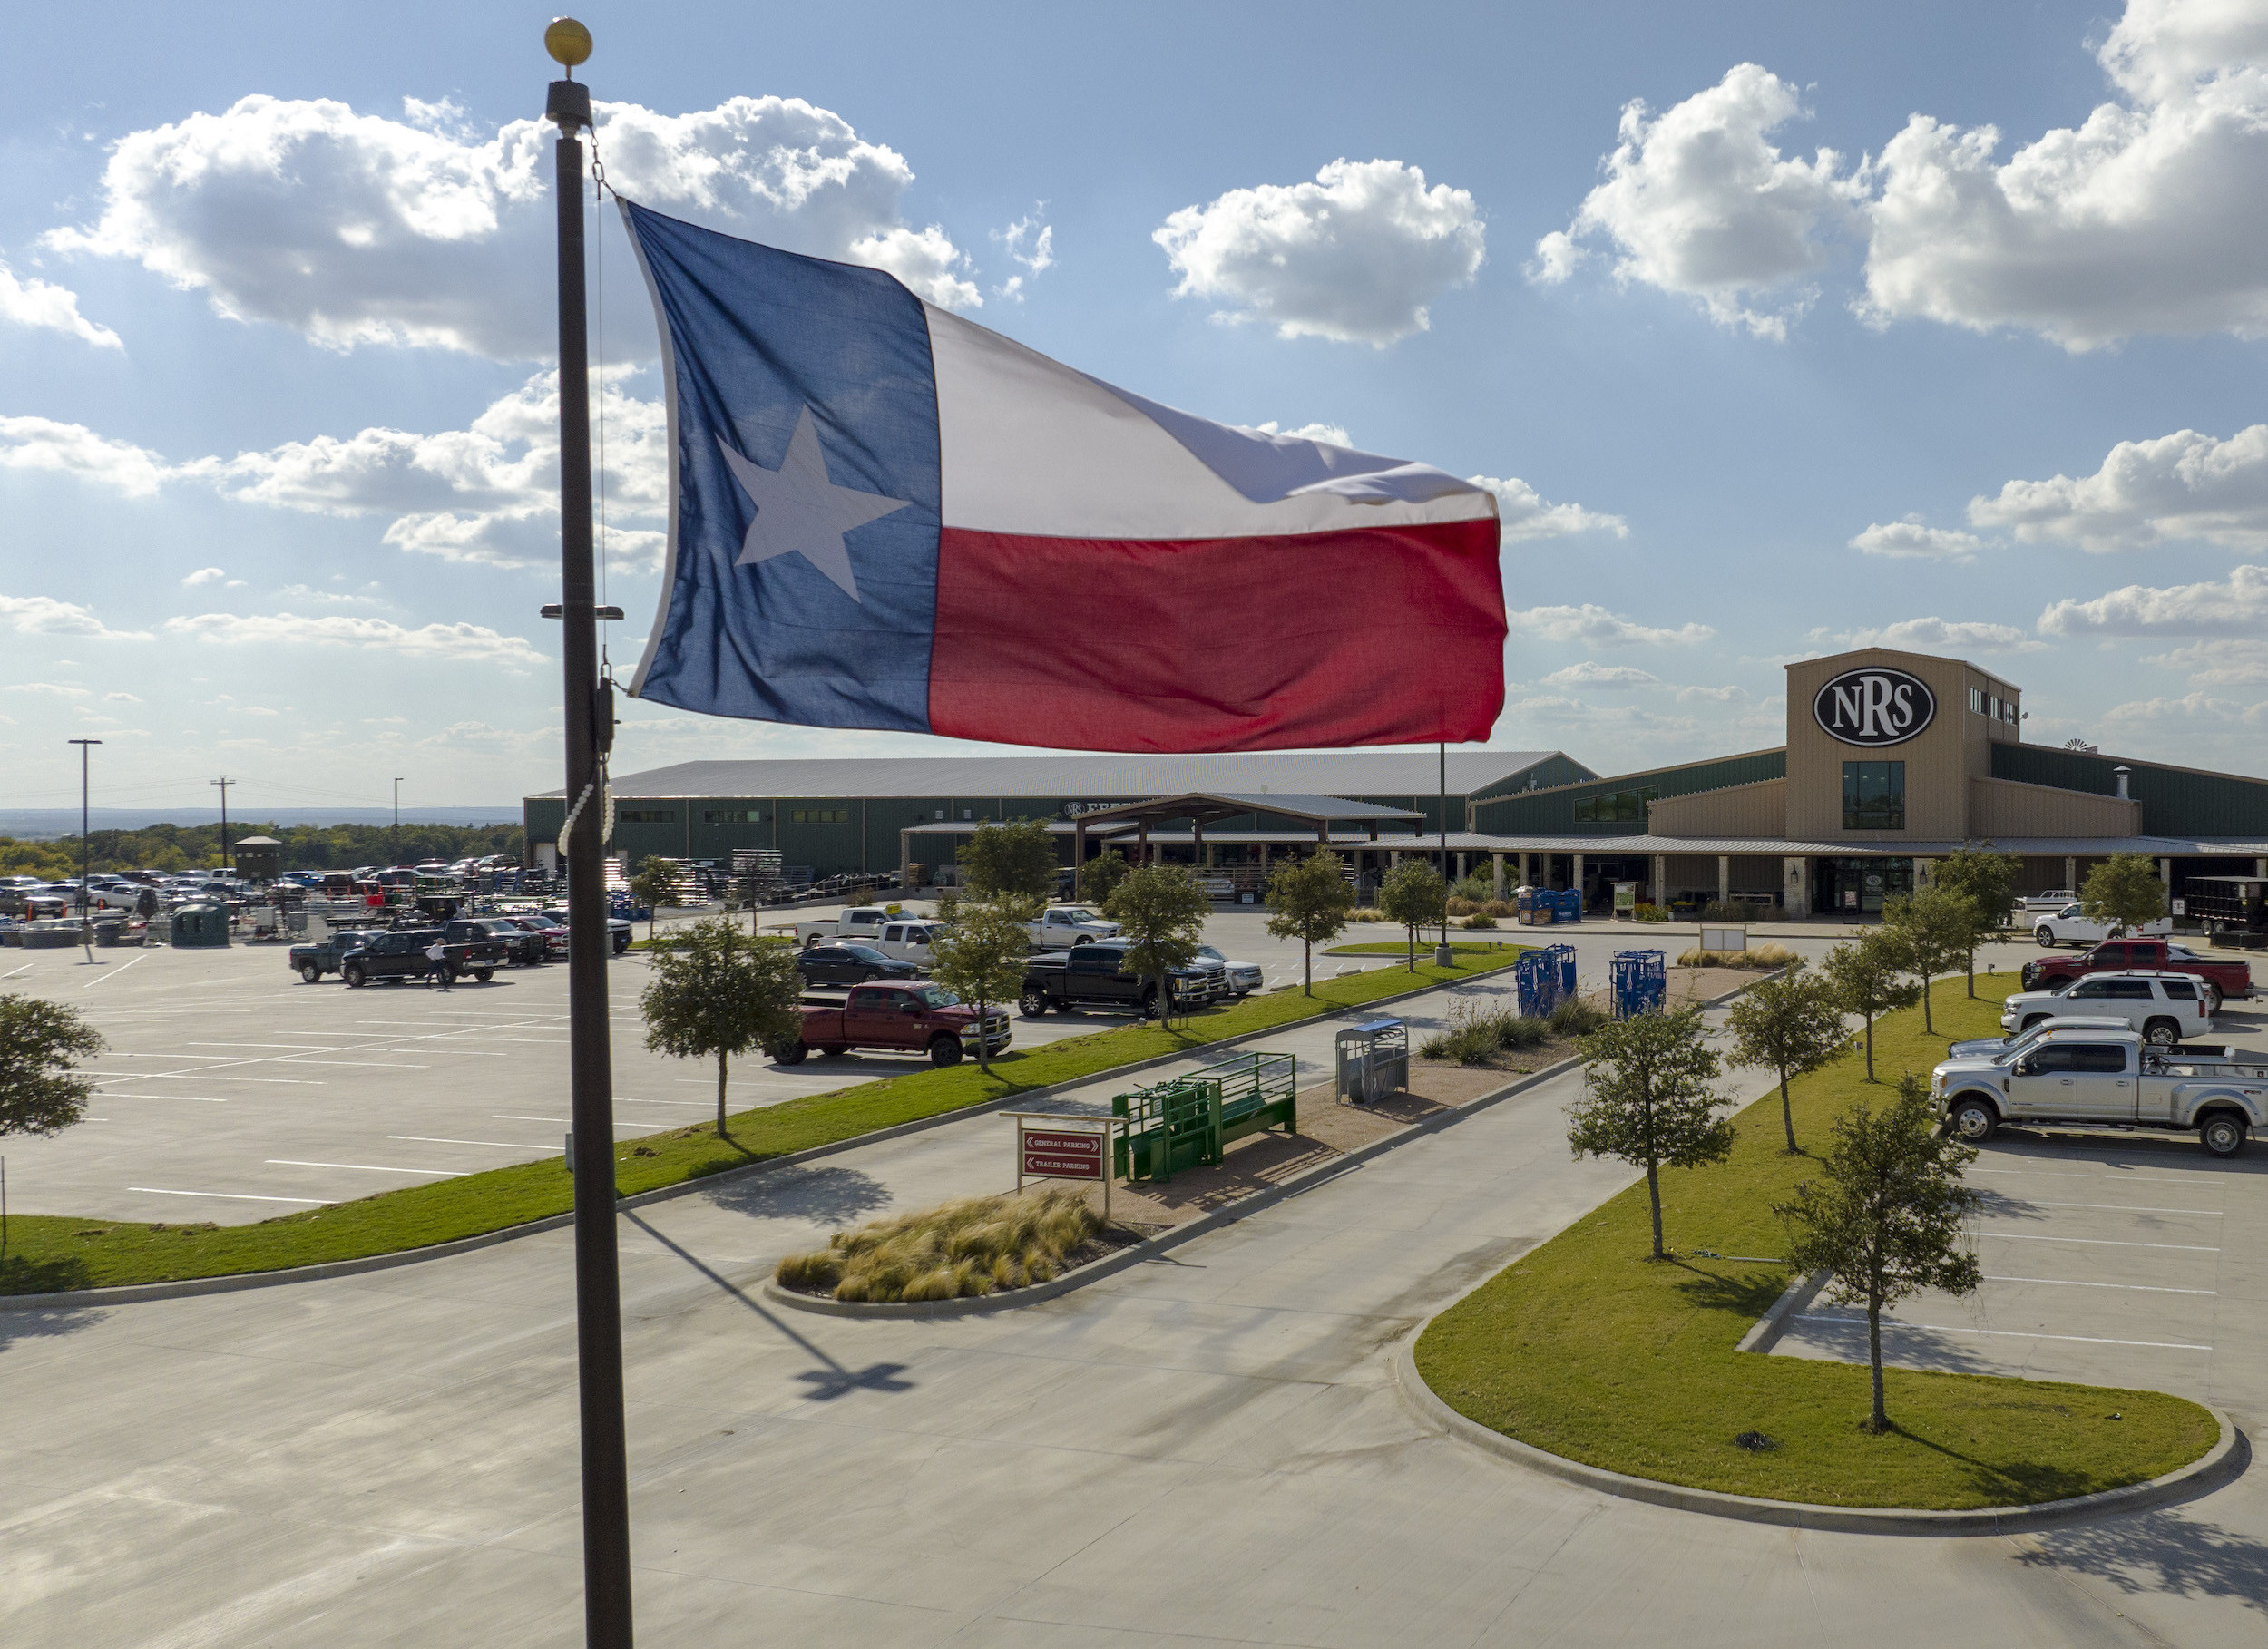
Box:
544, 19, 634, 1647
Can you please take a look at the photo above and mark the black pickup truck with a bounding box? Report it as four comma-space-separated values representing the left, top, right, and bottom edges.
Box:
288, 928, 386, 983
339, 927, 509, 987
1018, 941, 1217, 1019
446, 916, 546, 966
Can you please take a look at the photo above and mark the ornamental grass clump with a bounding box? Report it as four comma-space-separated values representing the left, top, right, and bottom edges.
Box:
1548, 997, 1608, 1038
1420, 1001, 1555, 1065
774, 1186, 1102, 1303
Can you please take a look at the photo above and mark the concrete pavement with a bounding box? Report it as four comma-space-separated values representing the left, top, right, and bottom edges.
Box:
4, 979, 2261, 1647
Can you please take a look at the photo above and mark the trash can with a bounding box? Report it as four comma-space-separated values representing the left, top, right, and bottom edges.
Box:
1335, 1018, 1409, 1103
170, 902, 231, 948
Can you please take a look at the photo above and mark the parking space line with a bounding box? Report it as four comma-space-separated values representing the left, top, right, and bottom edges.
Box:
93, 1073, 322, 1085
1983, 1273, 2216, 1294
2008, 1200, 2223, 1216
93, 1092, 228, 1102
80, 952, 147, 990
130, 1186, 332, 1205
1971, 1166, 2244, 1186
1975, 1231, 2219, 1251
387, 1135, 555, 1149
494, 1115, 644, 1129
615, 1098, 711, 1107
1799, 1313, 2211, 1352
265, 1159, 464, 1176
0, 963, 32, 981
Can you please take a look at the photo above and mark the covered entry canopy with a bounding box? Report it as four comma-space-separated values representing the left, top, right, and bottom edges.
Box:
1069, 792, 1422, 863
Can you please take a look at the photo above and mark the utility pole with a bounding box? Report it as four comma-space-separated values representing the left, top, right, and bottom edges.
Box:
1434, 742, 1453, 967
544, 18, 633, 1647
210, 776, 234, 873
70, 739, 101, 957
393, 776, 404, 868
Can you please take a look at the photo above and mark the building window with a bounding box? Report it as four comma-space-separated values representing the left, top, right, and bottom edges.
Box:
788, 808, 849, 824
1572, 785, 1658, 823
1969, 687, 1984, 714
1842, 762, 1905, 830
2001, 697, 2019, 723
703, 808, 761, 824
618, 809, 674, 824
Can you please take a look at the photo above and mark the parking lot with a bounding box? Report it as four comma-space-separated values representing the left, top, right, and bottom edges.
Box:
1775, 997, 2268, 1415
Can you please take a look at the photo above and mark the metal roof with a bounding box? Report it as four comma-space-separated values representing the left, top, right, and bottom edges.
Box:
898, 822, 2268, 856
1071, 792, 1422, 831
529, 750, 1563, 802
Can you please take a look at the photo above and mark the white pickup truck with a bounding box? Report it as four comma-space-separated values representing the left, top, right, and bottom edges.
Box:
1996, 971, 2211, 1045
1933, 1028, 2264, 1156
790, 906, 896, 948
1025, 904, 1120, 950
870, 918, 949, 969
2030, 901, 2173, 948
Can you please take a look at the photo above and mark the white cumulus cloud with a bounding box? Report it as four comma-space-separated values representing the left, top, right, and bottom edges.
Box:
1848, 517, 1982, 560
1153, 158, 1486, 346
0, 415, 172, 496
44, 93, 979, 359
1541, 661, 1660, 688
161, 611, 544, 665
1862, 1, 2268, 348
1506, 603, 1713, 647
2038, 562, 2268, 636
1970, 424, 2268, 551
181, 566, 226, 586
0, 594, 152, 640
1246, 419, 1354, 447
1469, 475, 1629, 543
992, 212, 1054, 301
0, 259, 121, 348
1530, 63, 1862, 339
1832, 617, 2042, 652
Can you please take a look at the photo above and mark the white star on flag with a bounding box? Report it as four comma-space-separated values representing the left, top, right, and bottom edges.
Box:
716, 406, 912, 601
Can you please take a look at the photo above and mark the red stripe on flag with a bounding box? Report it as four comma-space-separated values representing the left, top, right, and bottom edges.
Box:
928, 520, 1504, 752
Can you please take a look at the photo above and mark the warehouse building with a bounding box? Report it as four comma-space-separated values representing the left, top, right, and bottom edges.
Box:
525, 646, 2268, 916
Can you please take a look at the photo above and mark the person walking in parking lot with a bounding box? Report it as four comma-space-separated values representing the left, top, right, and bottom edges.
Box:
425, 937, 451, 990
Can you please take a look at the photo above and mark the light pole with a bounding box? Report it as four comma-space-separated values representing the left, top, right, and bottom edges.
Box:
544, 19, 633, 1647
69, 738, 100, 956
210, 775, 234, 873
393, 777, 404, 868
1434, 742, 1454, 968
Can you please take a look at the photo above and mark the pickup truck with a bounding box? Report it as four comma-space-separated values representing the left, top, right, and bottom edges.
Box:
1018, 941, 1215, 1018
2029, 902, 2173, 948
1026, 905, 1120, 951
339, 927, 509, 987
288, 928, 385, 982
446, 916, 547, 966
790, 906, 895, 947
774, 981, 1012, 1067
1933, 1028, 2264, 1157
1997, 971, 2212, 1046
2018, 889, 2078, 914
1949, 1014, 2145, 1059
2019, 936, 2252, 1010
871, 918, 948, 968
795, 942, 917, 987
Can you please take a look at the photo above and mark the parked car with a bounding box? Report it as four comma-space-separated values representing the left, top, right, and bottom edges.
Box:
777, 981, 1011, 1067
2020, 936, 2252, 1010
499, 912, 570, 959
1191, 942, 1264, 997
795, 942, 918, 988
1025, 904, 1121, 951
870, 918, 948, 969
2019, 889, 2079, 913
288, 928, 386, 982
1947, 1014, 2145, 1059
1932, 1029, 2264, 1156
0, 875, 51, 914
792, 907, 895, 947
339, 927, 508, 987
1996, 971, 2213, 1046
2030, 902, 2174, 947
446, 916, 546, 966
1019, 941, 1216, 1018
516, 907, 633, 955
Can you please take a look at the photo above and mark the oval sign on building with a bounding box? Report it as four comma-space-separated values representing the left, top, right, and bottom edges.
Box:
1813, 667, 1935, 746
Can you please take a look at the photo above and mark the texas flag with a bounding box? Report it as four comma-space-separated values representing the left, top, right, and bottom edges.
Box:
619, 200, 1506, 753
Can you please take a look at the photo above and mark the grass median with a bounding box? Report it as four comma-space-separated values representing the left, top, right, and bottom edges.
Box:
1, 949, 1521, 1296
1325, 940, 1520, 957
1413, 972, 2220, 1510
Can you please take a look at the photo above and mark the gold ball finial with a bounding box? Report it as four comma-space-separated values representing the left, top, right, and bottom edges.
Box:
545, 17, 592, 70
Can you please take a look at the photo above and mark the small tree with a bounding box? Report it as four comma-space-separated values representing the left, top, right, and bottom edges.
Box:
2081, 852, 2167, 938
958, 820, 1059, 900
1265, 849, 1356, 995
1103, 864, 1209, 1024
628, 862, 677, 942
1378, 858, 1447, 971
1822, 930, 1920, 1082
1881, 885, 1978, 1035
0, 994, 106, 1138
640, 918, 803, 1136
1931, 844, 2020, 995
1075, 848, 1130, 906
1568, 1008, 1736, 1260
926, 894, 1037, 1074
1775, 1075, 1981, 1434
1725, 960, 1848, 1154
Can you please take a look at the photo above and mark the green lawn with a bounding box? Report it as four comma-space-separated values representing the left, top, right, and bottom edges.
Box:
1325, 939, 1521, 957
1, 950, 1519, 1296
1413, 971, 2220, 1509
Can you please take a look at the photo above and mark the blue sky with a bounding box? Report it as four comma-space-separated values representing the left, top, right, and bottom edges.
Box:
6, 0, 2268, 811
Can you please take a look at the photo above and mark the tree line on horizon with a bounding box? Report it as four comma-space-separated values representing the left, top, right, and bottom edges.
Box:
0, 821, 527, 881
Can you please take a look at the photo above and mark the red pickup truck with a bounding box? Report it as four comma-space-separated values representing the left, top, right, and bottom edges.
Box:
2021, 936, 2252, 1010
775, 981, 1012, 1068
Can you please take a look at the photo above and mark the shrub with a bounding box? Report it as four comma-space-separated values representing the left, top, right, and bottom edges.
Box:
1677, 943, 1800, 969
774, 1186, 1101, 1303
1348, 906, 1386, 922
1463, 912, 1498, 930
1481, 899, 1515, 919
1632, 903, 1669, 922
1446, 896, 1475, 917
1548, 997, 1608, 1037
1500, 1013, 1551, 1049
1451, 873, 1496, 903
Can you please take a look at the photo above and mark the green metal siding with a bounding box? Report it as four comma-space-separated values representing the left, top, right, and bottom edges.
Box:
1472, 750, 1788, 836
1472, 752, 1593, 800
1990, 744, 2268, 837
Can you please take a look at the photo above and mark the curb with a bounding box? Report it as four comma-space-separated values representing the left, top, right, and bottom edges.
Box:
1393, 1333, 2248, 1537
1, 956, 1527, 1312
759, 1053, 1588, 1321
1734, 1269, 1829, 1354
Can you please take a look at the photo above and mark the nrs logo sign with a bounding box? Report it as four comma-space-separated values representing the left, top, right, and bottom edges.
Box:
1813, 668, 1935, 746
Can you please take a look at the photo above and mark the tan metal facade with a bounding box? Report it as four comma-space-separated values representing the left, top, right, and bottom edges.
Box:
1783, 649, 2023, 841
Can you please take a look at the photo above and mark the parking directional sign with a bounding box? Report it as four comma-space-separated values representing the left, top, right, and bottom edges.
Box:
1022, 1129, 1103, 1180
